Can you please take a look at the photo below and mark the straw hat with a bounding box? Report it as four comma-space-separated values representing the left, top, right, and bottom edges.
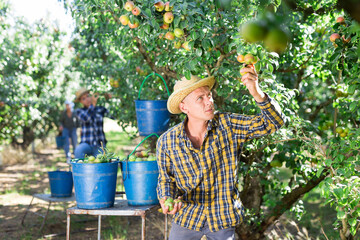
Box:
74, 88, 90, 102
167, 75, 215, 114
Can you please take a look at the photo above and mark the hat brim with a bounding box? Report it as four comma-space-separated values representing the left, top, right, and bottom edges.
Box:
74, 90, 90, 103
167, 76, 215, 114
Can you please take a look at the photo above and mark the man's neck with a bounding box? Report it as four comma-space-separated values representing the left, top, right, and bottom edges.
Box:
185, 118, 208, 149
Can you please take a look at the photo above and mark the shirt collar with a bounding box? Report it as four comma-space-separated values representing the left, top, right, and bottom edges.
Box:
178, 112, 219, 139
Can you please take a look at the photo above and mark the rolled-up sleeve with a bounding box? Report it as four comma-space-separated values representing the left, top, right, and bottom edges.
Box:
156, 136, 176, 199
231, 94, 285, 140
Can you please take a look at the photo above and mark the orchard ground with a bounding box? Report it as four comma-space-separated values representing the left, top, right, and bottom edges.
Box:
0, 119, 337, 239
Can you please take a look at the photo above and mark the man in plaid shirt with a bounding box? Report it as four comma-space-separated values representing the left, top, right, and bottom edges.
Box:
74, 88, 109, 159
156, 65, 285, 240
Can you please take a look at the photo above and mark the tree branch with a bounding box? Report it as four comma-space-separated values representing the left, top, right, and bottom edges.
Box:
255, 138, 297, 154
259, 170, 328, 232
309, 98, 333, 122
213, 48, 237, 72
133, 37, 178, 79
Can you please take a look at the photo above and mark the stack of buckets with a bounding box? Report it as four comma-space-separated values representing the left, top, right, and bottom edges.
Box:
48, 170, 73, 198
120, 73, 171, 206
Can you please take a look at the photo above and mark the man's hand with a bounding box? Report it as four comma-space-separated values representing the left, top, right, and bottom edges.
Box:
159, 196, 182, 215
240, 65, 267, 102
91, 93, 99, 106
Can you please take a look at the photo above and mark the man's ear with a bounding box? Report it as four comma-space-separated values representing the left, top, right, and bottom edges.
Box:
179, 101, 188, 114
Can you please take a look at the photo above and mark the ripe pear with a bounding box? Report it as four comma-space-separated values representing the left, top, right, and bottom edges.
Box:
342, 35, 351, 43
160, 23, 169, 29
128, 155, 136, 161
154, 1, 165, 12
237, 54, 245, 63
241, 21, 267, 43
128, 20, 139, 29
174, 28, 184, 38
244, 53, 255, 65
119, 15, 129, 25
163, 12, 174, 24
174, 41, 182, 49
165, 32, 175, 40
132, 6, 141, 16
270, 160, 282, 168
164, 2, 173, 11
330, 33, 340, 42
264, 28, 289, 53
182, 41, 191, 51
124, 1, 135, 11
88, 156, 95, 162
336, 16, 344, 23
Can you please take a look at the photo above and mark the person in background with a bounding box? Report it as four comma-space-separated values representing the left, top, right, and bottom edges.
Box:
74, 88, 110, 159
59, 100, 79, 163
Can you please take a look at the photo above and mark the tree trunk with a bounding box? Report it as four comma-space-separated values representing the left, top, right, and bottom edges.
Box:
240, 175, 263, 213
236, 171, 328, 239
11, 125, 36, 151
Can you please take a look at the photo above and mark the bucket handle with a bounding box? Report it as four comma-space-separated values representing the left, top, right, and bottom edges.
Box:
123, 133, 160, 180
138, 73, 170, 100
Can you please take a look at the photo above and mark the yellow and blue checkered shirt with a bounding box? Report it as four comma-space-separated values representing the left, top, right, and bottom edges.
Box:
156, 96, 284, 232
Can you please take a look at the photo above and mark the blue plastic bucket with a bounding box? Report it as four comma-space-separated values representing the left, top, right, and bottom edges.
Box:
71, 161, 119, 209
135, 100, 170, 136
48, 171, 73, 197
55, 136, 65, 149
120, 160, 159, 206
135, 73, 171, 136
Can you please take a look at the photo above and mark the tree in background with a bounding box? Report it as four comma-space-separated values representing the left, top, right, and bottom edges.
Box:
0, 0, 75, 150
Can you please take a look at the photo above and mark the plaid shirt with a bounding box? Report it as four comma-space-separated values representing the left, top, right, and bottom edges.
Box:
76, 105, 108, 146
156, 96, 284, 232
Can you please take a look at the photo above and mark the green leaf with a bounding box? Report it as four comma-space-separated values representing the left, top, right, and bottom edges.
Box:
325, 158, 332, 166
196, 48, 203, 57
174, 16, 180, 28
202, 39, 211, 50
348, 84, 357, 94
267, 63, 274, 73
191, 31, 198, 41
349, 102, 357, 112
337, 154, 345, 162
143, 9, 152, 19
337, 210, 346, 220
349, 218, 357, 227
184, 71, 191, 80
333, 188, 343, 199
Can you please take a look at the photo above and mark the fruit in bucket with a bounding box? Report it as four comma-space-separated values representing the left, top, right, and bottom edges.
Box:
71, 143, 117, 164
88, 156, 96, 163
128, 155, 136, 161
147, 155, 156, 161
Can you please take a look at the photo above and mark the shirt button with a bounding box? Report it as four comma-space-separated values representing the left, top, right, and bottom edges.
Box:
206, 192, 210, 195
207, 207, 210, 210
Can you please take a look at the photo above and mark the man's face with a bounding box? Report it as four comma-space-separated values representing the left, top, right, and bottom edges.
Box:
79, 93, 91, 108
180, 86, 215, 121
